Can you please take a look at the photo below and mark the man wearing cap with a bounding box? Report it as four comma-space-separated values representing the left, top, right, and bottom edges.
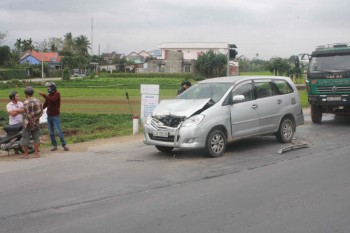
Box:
39, 81, 69, 151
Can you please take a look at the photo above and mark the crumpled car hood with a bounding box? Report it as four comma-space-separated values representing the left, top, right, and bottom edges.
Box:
152, 99, 211, 118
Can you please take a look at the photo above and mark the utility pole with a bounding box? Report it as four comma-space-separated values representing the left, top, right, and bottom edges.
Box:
41, 50, 44, 79
91, 16, 93, 55
227, 44, 230, 76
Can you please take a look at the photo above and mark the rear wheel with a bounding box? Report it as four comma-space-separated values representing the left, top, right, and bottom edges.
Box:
206, 129, 226, 157
311, 104, 322, 124
276, 118, 294, 143
155, 145, 174, 153
28, 144, 35, 154
18, 144, 35, 154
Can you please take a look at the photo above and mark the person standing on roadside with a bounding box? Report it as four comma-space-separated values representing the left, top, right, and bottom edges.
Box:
22, 86, 43, 159
6, 91, 24, 125
38, 81, 69, 151
177, 81, 192, 95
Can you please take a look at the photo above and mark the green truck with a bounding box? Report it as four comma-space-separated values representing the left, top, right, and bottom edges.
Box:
305, 43, 350, 123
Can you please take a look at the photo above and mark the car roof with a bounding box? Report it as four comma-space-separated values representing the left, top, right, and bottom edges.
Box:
198, 75, 291, 84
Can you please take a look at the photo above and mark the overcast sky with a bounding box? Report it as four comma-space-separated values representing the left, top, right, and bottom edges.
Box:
1, 0, 350, 60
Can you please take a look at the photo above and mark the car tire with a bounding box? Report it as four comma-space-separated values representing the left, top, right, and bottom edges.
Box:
155, 145, 174, 153
206, 129, 226, 157
276, 117, 295, 143
311, 104, 322, 124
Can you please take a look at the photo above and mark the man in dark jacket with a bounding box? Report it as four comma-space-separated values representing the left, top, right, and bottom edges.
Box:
39, 82, 69, 151
177, 81, 192, 95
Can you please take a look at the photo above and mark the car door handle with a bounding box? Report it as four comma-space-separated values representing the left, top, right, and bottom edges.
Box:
277, 99, 282, 104
252, 104, 258, 109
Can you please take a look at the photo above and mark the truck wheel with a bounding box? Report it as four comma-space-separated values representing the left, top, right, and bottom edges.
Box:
155, 145, 174, 153
206, 129, 226, 157
276, 117, 294, 143
311, 104, 322, 124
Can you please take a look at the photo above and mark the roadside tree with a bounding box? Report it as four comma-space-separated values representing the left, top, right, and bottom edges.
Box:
265, 57, 291, 76
196, 50, 227, 78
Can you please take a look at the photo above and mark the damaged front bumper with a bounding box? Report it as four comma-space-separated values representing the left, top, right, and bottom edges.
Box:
143, 116, 206, 149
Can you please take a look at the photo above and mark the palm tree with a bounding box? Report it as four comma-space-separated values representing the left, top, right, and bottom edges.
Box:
14, 38, 22, 51
22, 38, 34, 51
63, 32, 74, 53
74, 35, 91, 56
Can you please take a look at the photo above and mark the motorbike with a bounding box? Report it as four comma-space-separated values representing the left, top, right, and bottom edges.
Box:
0, 122, 35, 156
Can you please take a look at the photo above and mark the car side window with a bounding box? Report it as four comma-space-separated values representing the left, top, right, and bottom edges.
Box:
232, 83, 254, 102
274, 80, 294, 94
255, 81, 274, 99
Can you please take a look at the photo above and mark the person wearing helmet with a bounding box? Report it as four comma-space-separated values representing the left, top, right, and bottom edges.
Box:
6, 91, 24, 125
38, 81, 69, 151
22, 86, 43, 159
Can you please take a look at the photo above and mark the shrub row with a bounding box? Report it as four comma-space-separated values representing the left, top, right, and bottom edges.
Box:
0, 69, 27, 80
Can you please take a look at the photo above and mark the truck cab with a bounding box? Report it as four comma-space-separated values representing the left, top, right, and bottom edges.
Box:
306, 43, 350, 123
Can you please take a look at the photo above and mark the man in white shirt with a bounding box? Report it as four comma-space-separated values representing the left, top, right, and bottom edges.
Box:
6, 91, 24, 125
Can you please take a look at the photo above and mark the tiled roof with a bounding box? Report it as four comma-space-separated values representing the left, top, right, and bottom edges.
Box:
21, 50, 62, 62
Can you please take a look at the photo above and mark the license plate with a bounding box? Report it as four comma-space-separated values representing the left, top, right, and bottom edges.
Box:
327, 96, 341, 101
153, 130, 168, 137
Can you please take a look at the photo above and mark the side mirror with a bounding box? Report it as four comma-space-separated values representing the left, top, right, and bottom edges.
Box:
232, 95, 245, 103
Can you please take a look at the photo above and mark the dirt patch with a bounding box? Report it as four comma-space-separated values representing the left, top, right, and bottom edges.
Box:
0, 133, 144, 162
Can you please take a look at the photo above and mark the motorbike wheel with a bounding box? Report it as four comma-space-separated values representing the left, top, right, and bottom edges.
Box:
18, 145, 35, 154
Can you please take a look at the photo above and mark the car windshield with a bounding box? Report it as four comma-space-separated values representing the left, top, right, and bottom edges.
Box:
309, 54, 350, 71
177, 83, 231, 103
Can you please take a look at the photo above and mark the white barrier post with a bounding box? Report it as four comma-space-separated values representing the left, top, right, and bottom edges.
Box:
133, 114, 139, 134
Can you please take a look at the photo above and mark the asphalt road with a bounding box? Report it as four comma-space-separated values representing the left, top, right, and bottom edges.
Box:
1, 112, 350, 233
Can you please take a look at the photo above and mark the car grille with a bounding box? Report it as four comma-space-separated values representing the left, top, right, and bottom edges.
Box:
152, 116, 185, 128
317, 86, 350, 93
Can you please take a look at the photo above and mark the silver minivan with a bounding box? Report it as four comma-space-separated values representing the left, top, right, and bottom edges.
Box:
143, 76, 304, 157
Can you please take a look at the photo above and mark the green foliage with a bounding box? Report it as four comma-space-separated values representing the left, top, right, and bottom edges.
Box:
196, 50, 227, 78
60, 113, 133, 143
265, 57, 291, 76
240, 71, 273, 76
0, 69, 27, 80
0, 46, 12, 67
14, 38, 34, 52
298, 89, 309, 108
48, 69, 63, 78
238, 59, 268, 72
62, 67, 70, 81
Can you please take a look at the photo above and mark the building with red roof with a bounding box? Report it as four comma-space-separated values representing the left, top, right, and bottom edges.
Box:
19, 50, 62, 69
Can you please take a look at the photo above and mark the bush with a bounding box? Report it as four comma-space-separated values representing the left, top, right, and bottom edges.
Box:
62, 67, 70, 81
0, 69, 27, 80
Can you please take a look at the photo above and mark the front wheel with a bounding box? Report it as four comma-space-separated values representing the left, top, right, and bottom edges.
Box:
311, 104, 322, 124
276, 118, 295, 143
206, 129, 226, 157
155, 145, 174, 153
18, 144, 35, 154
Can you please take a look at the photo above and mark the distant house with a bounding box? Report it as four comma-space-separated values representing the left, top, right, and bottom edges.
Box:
148, 50, 162, 59
157, 42, 229, 60
100, 52, 125, 72
125, 51, 151, 63
125, 51, 152, 72
143, 42, 239, 75
19, 50, 62, 69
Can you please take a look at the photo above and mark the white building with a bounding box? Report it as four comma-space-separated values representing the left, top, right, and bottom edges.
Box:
157, 42, 230, 60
